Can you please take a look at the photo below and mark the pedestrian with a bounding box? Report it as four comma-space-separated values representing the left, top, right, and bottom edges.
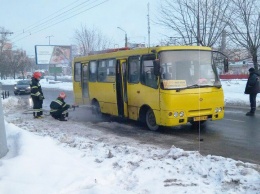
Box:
50, 92, 71, 121
30, 72, 45, 118
244, 67, 260, 116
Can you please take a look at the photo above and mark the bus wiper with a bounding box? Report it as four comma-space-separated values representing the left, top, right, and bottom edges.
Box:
174, 84, 199, 92
175, 84, 221, 92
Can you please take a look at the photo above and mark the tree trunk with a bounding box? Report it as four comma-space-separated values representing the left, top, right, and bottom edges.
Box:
252, 52, 258, 71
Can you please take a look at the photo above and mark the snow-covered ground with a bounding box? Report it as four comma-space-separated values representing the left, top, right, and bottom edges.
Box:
0, 78, 260, 194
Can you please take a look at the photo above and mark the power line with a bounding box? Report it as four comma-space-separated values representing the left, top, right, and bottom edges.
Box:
12, 0, 85, 39
13, 0, 92, 40
12, 0, 108, 42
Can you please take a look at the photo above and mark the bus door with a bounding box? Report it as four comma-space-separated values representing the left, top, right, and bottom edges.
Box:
116, 59, 128, 117
81, 63, 89, 104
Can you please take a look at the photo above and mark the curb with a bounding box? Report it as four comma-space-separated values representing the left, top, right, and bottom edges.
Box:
225, 104, 260, 109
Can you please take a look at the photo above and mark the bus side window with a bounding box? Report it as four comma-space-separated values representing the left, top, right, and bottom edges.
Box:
74, 62, 81, 82
128, 56, 140, 83
89, 61, 97, 82
107, 59, 116, 82
98, 60, 107, 82
141, 55, 158, 89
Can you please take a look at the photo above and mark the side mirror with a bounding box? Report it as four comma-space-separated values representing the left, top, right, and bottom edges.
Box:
153, 59, 160, 76
224, 58, 229, 73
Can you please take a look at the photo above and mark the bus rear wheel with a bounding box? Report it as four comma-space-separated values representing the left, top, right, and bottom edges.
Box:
146, 108, 159, 131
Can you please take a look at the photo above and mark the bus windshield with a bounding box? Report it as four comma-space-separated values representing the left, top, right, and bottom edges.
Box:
159, 50, 221, 90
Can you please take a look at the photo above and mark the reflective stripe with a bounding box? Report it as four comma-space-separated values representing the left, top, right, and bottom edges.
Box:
35, 92, 41, 96
33, 108, 41, 113
50, 109, 57, 112
31, 93, 41, 96
62, 110, 68, 114
54, 100, 63, 106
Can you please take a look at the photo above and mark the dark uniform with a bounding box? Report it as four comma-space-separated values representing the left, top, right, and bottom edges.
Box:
244, 68, 260, 116
30, 77, 44, 118
50, 97, 70, 121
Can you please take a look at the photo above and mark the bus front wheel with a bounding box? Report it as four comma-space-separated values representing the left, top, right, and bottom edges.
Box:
146, 108, 159, 131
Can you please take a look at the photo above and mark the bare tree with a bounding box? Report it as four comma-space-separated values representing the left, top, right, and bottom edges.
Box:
0, 52, 10, 79
18, 51, 32, 79
4, 49, 27, 79
227, 0, 260, 71
158, 0, 232, 47
74, 25, 112, 56
0, 27, 11, 78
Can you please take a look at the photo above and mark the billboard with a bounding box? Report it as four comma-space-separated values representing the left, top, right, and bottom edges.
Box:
35, 45, 71, 65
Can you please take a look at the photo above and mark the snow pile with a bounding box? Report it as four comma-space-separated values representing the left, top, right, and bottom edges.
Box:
1, 95, 260, 194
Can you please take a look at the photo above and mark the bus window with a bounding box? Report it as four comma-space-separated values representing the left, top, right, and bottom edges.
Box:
107, 59, 116, 82
74, 62, 81, 82
128, 56, 140, 83
160, 50, 219, 88
108, 59, 116, 74
97, 59, 116, 82
89, 61, 97, 82
141, 55, 158, 88
98, 60, 107, 82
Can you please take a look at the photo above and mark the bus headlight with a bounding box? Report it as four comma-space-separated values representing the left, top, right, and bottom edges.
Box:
215, 107, 222, 113
173, 112, 178, 117
179, 111, 184, 117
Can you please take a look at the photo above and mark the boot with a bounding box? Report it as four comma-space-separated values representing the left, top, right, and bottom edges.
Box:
59, 117, 67, 121
245, 112, 255, 116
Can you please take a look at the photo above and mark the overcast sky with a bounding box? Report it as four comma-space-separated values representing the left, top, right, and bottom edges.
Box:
1, 0, 166, 56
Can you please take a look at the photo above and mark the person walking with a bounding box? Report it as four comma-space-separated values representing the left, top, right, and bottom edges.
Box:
30, 72, 44, 118
50, 92, 71, 121
244, 67, 260, 116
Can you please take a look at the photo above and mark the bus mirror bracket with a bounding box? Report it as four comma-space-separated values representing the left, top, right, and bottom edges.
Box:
153, 59, 160, 76
213, 50, 229, 73
224, 58, 229, 73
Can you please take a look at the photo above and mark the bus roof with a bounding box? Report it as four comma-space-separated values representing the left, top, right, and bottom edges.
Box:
73, 45, 212, 63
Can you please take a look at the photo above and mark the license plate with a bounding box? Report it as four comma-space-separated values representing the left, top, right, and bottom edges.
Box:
20, 90, 25, 92
194, 116, 208, 121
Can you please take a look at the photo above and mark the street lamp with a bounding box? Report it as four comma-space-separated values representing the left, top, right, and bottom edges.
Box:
117, 27, 128, 47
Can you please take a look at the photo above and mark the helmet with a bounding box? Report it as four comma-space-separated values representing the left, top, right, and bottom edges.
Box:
248, 67, 255, 73
59, 92, 66, 99
33, 72, 42, 79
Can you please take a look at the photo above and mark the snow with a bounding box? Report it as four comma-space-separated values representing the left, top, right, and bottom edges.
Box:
0, 78, 260, 194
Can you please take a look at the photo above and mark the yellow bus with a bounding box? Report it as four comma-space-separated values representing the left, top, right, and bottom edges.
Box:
73, 46, 228, 131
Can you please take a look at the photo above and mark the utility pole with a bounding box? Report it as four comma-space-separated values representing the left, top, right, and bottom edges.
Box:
0, 83, 8, 158
0, 32, 13, 35
46, 35, 57, 81
46, 35, 54, 45
117, 27, 128, 47
147, 3, 150, 48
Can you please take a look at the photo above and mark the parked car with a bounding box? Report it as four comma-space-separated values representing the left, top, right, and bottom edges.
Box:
14, 79, 31, 95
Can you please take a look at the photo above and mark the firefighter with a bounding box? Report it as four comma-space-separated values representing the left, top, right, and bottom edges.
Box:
30, 72, 45, 118
50, 92, 71, 121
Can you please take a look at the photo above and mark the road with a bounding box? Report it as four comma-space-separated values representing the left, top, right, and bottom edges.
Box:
2, 85, 260, 164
